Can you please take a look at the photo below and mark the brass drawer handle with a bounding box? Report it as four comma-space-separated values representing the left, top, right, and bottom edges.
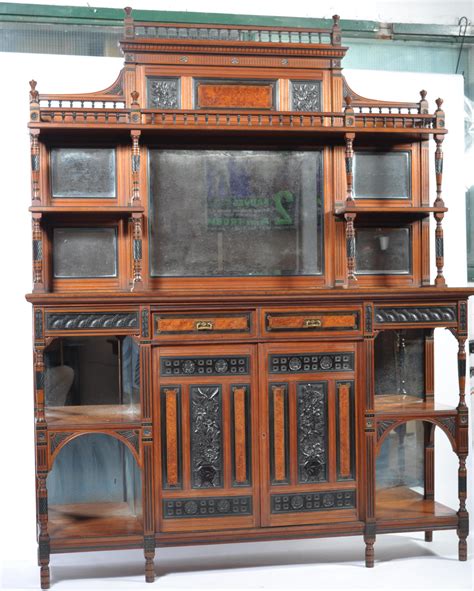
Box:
304, 318, 322, 328
195, 320, 214, 331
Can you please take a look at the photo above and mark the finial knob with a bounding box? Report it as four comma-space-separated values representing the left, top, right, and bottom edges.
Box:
344, 94, 352, 108
435, 98, 444, 110
131, 90, 139, 103
420, 90, 427, 100
124, 6, 132, 17
29, 80, 39, 102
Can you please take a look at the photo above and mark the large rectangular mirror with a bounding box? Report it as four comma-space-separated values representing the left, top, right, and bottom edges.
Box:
148, 149, 324, 277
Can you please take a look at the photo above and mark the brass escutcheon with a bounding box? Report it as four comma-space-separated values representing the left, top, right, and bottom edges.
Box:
304, 318, 322, 328
195, 320, 214, 331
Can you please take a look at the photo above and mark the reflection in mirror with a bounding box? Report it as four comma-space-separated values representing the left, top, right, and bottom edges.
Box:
50, 148, 116, 198
375, 329, 426, 399
44, 336, 140, 423
376, 421, 424, 491
53, 227, 118, 278
355, 226, 411, 275
354, 151, 411, 199
148, 149, 324, 277
47, 433, 142, 538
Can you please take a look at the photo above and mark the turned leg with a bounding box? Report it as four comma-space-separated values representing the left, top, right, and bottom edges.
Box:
424, 531, 433, 542
364, 524, 376, 568
37, 472, 50, 589
38, 538, 50, 589
144, 535, 155, 583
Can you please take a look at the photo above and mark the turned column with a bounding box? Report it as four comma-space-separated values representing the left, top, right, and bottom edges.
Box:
455, 334, 469, 560
433, 98, 446, 287
140, 336, 156, 582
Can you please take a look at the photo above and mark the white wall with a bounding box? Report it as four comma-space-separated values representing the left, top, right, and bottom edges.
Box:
0, 51, 470, 586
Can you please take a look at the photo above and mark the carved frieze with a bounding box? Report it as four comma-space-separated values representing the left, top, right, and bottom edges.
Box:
163, 495, 252, 518
374, 306, 457, 324
269, 353, 354, 373
271, 490, 356, 513
46, 312, 139, 331
161, 356, 249, 377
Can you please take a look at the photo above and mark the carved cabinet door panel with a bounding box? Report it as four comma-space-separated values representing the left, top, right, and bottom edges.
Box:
260, 342, 360, 527
154, 344, 259, 533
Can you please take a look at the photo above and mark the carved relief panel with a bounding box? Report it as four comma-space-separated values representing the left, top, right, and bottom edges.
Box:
154, 344, 258, 533
261, 342, 358, 527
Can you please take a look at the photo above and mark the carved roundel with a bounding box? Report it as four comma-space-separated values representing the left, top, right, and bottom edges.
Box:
320, 356, 333, 370
182, 360, 196, 374
184, 500, 198, 515
215, 359, 229, 373
289, 357, 302, 371
217, 499, 231, 512
291, 495, 304, 510
323, 493, 334, 508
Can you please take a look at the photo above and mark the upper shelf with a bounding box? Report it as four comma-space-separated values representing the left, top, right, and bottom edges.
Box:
29, 205, 144, 217
28, 107, 446, 137
334, 205, 448, 221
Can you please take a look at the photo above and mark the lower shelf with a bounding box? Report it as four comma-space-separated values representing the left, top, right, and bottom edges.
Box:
49, 502, 142, 539
46, 404, 141, 427
376, 486, 457, 527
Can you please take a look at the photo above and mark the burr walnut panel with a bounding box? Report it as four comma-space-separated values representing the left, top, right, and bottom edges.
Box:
194, 80, 276, 110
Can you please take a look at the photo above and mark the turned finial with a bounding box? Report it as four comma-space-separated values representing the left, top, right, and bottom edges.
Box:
435, 98, 444, 111
124, 6, 132, 17
29, 80, 39, 102
418, 90, 428, 114
344, 94, 352, 108
332, 15, 341, 27
131, 90, 139, 104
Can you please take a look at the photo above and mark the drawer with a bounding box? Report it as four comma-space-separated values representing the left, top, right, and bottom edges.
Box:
262, 308, 361, 336
153, 312, 254, 340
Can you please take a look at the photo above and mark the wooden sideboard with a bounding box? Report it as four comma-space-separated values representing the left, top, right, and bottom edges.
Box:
26, 9, 471, 588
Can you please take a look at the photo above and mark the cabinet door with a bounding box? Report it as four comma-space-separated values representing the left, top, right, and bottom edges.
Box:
154, 344, 259, 532
260, 342, 359, 527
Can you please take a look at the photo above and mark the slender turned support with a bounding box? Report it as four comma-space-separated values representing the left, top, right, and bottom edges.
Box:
434, 212, 446, 286
433, 132, 444, 208
32, 215, 44, 291
345, 212, 357, 287
130, 128, 141, 204
30, 129, 41, 203
458, 455, 468, 561
131, 213, 143, 290
455, 335, 469, 560
344, 131, 355, 204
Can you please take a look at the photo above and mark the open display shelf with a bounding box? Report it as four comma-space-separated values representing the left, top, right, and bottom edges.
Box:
376, 487, 457, 528
45, 404, 141, 428
49, 503, 143, 540
25, 8, 471, 589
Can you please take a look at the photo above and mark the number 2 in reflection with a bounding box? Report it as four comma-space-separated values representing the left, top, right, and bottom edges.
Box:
273, 190, 294, 225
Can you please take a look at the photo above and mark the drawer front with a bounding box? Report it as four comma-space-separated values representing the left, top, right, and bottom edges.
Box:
154, 312, 253, 340
263, 309, 361, 336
